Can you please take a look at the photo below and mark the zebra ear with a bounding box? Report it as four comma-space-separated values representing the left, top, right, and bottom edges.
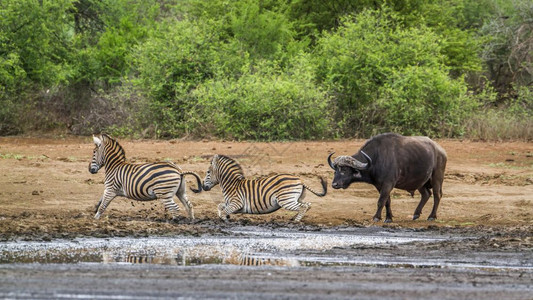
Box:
93, 135, 102, 147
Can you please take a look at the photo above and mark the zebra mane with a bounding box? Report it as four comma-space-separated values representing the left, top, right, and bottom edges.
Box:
101, 133, 126, 161
216, 155, 245, 178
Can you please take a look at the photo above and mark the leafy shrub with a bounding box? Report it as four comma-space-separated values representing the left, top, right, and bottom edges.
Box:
132, 18, 220, 137
72, 0, 160, 86
376, 66, 476, 136
0, 53, 26, 134
479, 0, 533, 95
0, 0, 74, 87
315, 7, 475, 137
184, 57, 330, 140
464, 85, 532, 141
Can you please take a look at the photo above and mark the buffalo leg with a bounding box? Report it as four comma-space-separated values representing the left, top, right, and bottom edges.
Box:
413, 185, 432, 220
374, 186, 393, 222
384, 196, 393, 223
428, 181, 442, 221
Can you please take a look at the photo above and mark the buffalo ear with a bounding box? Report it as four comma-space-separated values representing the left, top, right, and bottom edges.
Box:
93, 135, 102, 147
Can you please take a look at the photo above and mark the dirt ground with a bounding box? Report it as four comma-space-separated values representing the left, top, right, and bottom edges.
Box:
0, 136, 531, 241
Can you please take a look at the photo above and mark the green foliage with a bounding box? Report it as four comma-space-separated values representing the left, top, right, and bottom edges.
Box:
132, 18, 219, 137
185, 57, 330, 140
464, 84, 532, 140
72, 0, 161, 85
402, 0, 485, 76
0, 0, 530, 140
0, 0, 75, 134
376, 66, 476, 136
0, 0, 74, 86
229, 0, 295, 59
315, 7, 474, 137
479, 0, 533, 95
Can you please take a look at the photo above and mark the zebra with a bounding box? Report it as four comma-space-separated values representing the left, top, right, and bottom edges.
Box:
88, 134, 202, 221
202, 154, 327, 222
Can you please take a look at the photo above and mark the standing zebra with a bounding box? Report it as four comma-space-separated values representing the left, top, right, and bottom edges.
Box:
88, 134, 202, 221
202, 154, 327, 222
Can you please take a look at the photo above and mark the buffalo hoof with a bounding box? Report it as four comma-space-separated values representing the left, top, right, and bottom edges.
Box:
427, 217, 436, 221
413, 214, 420, 220
384, 218, 393, 223
372, 217, 381, 222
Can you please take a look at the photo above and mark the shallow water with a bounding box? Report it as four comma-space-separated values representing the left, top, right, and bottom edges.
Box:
1, 226, 531, 271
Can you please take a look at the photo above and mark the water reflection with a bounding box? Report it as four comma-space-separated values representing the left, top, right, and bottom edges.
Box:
102, 248, 299, 267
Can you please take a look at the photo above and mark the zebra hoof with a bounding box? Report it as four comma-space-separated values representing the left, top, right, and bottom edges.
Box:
384, 218, 393, 223
427, 216, 436, 221
413, 214, 420, 220
372, 217, 381, 222
170, 216, 186, 223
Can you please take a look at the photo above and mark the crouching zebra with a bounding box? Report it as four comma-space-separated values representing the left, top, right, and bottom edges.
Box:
202, 154, 327, 222
88, 134, 202, 221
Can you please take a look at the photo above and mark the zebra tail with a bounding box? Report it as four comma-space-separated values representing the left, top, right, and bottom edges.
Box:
304, 176, 327, 197
181, 171, 203, 193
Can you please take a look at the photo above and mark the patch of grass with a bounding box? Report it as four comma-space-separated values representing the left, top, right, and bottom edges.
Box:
434, 220, 477, 227
0, 153, 50, 160
464, 107, 532, 141
0, 153, 24, 160
488, 162, 532, 170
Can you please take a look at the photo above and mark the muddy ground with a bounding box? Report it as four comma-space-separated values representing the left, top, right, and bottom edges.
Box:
0, 136, 532, 298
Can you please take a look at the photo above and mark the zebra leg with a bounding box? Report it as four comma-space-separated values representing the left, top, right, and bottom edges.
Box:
278, 189, 311, 222
94, 190, 117, 219
293, 202, 311, 222
176, 180, 195, 219
217, 203, 229, 221
155, 189, 182, 221
218, 199, 243, 221
94, 195, 103, 214
293, 190, 312, 222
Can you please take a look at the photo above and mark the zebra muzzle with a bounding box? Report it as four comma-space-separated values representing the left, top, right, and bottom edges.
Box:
89, 165, 99, 174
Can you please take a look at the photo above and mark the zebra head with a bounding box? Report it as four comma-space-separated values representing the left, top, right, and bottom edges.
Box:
202, 155, 220, 191
89, 135, 105, 174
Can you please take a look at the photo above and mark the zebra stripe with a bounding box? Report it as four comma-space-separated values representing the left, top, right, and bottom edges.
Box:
89, 134, 202, 220
203, 154, 327, 222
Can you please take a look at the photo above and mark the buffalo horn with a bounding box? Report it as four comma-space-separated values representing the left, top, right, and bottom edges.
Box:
360, 150, 372, 168
327, 152, 336, 170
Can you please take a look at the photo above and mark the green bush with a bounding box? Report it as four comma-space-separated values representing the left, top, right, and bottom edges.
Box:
184, 57, 330, 140
0, 0, 74, 135
72, 0, 160, 86
0, 0, 529, 140
315, 7, 475, 137
132, 18, 220, 137
479, 0, 533, 95
464, 85, 532, 141
376, 66, 476, 136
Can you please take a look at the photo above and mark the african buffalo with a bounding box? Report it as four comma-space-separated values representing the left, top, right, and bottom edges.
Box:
328, 133, 447, 222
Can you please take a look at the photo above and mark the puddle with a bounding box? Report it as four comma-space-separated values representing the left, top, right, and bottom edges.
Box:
1, 226, 531, 271
0, 226, 434, 265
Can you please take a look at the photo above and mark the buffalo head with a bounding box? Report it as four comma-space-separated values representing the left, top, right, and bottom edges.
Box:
328, 151, 372, 189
